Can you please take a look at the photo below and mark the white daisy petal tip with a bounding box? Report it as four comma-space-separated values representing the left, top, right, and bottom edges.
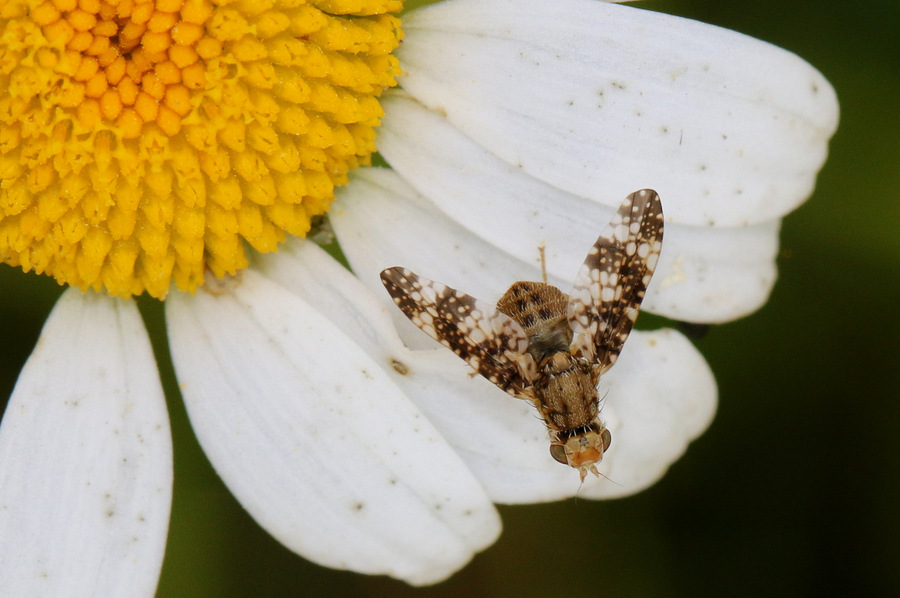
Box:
395, 0, 838, 226
0, 289, 172, 597
166, 254, 501, 585
643, 218, 781, 323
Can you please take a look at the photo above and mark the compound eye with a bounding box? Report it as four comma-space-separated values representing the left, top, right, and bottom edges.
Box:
600, 429, 612, 452
549, 444, 568, 465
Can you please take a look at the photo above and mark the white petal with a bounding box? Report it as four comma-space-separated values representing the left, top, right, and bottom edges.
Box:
0, 289, 172, 598
334, 165, 777, 323
165, 264, 500, 586
580, 328, 717, 499
398, 0, 838, 226
647, 219, 780, 323
254, 238, 414, 358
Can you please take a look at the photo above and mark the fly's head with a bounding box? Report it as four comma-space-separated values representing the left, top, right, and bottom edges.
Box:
549, 423, 612, 482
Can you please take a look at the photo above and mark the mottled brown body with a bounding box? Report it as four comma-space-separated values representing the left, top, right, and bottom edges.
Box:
496, 281, 610, 477
497, 282, 598, 434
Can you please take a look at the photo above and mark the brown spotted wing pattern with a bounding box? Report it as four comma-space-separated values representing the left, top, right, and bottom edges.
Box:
379, 271, 534, 399
568, 188, 664, 377
380, 189, 664, 481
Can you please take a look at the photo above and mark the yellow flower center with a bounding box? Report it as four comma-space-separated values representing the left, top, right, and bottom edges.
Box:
0, 0, 402, 298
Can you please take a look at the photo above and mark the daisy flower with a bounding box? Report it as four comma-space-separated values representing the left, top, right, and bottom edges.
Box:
0, 0, 838, 594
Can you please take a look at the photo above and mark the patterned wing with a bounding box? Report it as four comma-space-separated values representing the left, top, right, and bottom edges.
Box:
567, 189, 664, 376
381, 267, 534, 398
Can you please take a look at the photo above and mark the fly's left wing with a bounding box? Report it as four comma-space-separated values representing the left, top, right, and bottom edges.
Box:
566, 189, 664, 377
381, 267, 534, 398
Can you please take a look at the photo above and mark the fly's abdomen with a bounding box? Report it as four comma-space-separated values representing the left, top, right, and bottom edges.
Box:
532, 352, 599, 432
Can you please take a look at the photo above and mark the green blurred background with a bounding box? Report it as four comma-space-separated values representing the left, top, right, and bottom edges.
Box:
2, 0, 898, 596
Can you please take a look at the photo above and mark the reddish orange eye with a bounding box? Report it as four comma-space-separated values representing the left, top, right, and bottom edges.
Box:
549, 444, 568, 465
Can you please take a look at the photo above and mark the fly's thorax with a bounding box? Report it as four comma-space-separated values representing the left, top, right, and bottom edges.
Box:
497, 281, 573, 362
532, 351, 599, 432
549, 421, 612, 482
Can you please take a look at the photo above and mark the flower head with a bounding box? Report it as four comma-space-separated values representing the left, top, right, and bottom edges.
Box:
0, 0, 839, 593
0, 0, 401, 297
